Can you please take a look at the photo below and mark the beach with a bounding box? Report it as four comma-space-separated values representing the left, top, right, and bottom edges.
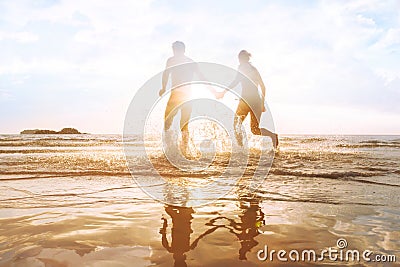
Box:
0, 134, 399, 266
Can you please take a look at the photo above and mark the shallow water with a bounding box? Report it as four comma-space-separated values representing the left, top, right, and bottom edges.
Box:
0, 134, 399, 266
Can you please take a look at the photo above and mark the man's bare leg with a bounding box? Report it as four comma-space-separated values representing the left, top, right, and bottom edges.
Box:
180, 104, 192, 157
234, 116, 245, 147
181, 128, 189, 156
164, 98, 179, 131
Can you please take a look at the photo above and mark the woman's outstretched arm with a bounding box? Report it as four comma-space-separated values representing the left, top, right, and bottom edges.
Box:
219, 72, 241, 99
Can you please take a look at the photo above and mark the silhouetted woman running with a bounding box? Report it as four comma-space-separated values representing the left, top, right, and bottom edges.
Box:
220, 50, 278, 148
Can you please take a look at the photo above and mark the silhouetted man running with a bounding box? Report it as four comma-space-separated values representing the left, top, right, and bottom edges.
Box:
159, 41, 217, 155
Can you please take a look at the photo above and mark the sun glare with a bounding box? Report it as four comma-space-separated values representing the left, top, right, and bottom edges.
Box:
190, 84, 218, 99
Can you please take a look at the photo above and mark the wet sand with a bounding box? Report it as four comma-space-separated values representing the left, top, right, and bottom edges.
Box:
1, 176, 399, 266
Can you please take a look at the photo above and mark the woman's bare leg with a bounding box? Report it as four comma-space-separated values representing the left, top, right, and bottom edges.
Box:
250, 111, 279, 149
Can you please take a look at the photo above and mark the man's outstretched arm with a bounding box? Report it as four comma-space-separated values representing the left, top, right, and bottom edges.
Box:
194, 64, 220, 97
159, 59, 171, 96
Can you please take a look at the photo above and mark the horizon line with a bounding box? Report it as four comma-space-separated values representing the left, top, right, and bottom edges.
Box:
1, 132, 399, 136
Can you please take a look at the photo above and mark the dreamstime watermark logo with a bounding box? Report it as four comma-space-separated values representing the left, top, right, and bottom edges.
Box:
257, 238, 397, 263
123, 62, 276, 207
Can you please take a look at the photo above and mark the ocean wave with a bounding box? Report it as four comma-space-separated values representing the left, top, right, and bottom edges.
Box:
277, 137, 329, 143
0, 141, 125, 147
360, 139, 400, 145
337, 143, 400, 149
358, 166, 391, 172
0, 170, 132, 180
0, 134, 140, 147
270, 169, 374, 178
0, 149, 94, 154
0, 147, 123, 154
299, 137, 329, 143
360, 140, 389, 144
269, 169, 400, 187
218, 194, 384, 206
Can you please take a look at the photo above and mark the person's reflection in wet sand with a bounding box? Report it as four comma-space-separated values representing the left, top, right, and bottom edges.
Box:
208, 195, 265, 261
234, 196, 265, 260
160, 205, 224, 267
160, 206, 193, 267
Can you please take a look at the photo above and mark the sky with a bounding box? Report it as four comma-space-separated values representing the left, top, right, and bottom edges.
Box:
0, 0, 399, 134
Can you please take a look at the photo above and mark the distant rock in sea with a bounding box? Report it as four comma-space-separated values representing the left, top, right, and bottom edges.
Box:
20, 128, 82, 134
58, 128, 81, 134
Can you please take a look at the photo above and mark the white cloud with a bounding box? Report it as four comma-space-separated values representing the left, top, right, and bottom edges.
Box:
0, 31, 39, 43
372, 28, 400, 49
0, 89, 13, 100
0, 59, 77, 75
355, 14, 376, 27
